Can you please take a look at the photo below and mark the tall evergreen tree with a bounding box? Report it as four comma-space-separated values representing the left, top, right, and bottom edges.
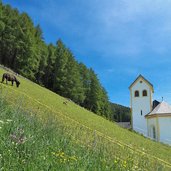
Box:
34, 25, 48, 84
0, 5, 21, 67
83, 68, 111, 118
85, 68, 101, 113
15, 13, 41, 80
53, 40, 85, 104
0, 2, 5, 63
64, 50, 85, 104
53, 39, 68, 95
98, 87, 112, 118
79, 63, 91, 106
0, 6, 41, 80
43, 44, 56, 89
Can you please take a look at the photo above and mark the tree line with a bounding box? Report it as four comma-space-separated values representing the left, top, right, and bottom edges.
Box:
110, 103, 131, 122
0, 2, 131, 122
0, 2, 112, 119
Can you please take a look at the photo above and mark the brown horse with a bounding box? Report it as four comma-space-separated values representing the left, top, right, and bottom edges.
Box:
1, 73, 20, 87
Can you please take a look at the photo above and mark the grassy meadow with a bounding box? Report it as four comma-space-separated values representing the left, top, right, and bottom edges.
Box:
0, 67, 171, 170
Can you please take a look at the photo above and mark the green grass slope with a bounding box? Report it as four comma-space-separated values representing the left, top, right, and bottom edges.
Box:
0, 67, 171, 170
1, 96, 123, 170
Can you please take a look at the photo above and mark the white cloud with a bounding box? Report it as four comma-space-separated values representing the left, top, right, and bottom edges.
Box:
21, 0, 171, 60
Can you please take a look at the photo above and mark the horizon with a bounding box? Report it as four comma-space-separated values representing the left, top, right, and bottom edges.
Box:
3, 0, 171, 107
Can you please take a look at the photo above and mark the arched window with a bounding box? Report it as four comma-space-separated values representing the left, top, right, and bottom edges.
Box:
152, 126, 156, 139
143, 90, 147, 96
135, 90, 139, 97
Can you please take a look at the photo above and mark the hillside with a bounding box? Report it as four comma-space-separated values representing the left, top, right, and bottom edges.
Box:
0, 67, 171, 170
0, 2, 111, 120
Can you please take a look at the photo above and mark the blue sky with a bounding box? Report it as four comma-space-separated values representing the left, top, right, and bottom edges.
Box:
3, 0, 171, 106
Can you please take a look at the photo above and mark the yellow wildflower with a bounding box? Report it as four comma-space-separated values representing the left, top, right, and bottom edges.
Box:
123, 160, 127, 168
114, 160, 117, 164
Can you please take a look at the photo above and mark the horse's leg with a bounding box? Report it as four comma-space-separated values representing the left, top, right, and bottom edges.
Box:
1, 76, 4, 83
6, 79, 8, 84
12, 80, 14, 86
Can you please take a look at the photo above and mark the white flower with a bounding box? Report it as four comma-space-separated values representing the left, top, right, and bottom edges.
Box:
0, 120, 4, 124
6, 119, 12, 122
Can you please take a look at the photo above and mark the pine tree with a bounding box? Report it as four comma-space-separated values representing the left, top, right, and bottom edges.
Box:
79, 63, 91, 106
64, 49, 85, 104
43, 44, 56, 89
53, 40, 85, 104
53, 39, 68, 95
0, 5, 21, 67
35, 25, 48, 84
15, 13, 41, 80
98, 87, 112, 119
85, 68, 101, 113
0, 2, 5, 63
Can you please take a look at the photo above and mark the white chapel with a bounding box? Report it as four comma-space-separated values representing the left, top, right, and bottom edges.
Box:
129, 75, 171, 145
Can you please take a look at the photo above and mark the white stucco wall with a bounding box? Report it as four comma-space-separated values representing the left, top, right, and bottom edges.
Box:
147, 117, 158, 140
158, 117, 171, 145
131, 78, 153, 136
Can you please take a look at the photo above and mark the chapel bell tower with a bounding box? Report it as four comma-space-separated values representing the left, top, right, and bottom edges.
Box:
129, 75, 154, 136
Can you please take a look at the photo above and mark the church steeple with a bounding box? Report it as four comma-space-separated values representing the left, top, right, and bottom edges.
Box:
129, 75, 153, 136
